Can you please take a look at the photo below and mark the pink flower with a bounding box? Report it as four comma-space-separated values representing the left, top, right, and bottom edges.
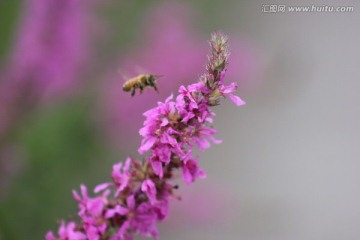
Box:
191, 126, 223, 152
112, 158, 132, 196
141, 179, 157, 205
219, 82, 246, 106
105, 195, 163, 240
72, 185, 109, 239
138, 95, 183, 158
182, 158, 206, 185
46, 221, 86, 240
73, 185, 106, 218
94, 157, 132, 197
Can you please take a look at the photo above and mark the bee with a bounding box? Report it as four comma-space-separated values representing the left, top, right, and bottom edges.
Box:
122, 74, 160, 96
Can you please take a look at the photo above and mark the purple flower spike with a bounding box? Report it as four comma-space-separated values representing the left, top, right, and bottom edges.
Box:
47, 31, 245, 240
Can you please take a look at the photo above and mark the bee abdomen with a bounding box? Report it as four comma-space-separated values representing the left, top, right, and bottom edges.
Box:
122, 79, 135, 91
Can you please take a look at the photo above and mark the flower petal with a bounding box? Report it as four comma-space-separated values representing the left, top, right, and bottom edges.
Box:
139, 137, 157, 154
94, 183, 111, 193
228, 93, 245, 106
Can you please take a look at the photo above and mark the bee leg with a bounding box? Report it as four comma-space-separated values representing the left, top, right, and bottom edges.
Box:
139, 85, 144, 94
153, 85, 159, 93
131, 88, 136, 96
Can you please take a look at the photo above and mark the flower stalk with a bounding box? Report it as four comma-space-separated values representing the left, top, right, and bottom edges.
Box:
46, 31, 244, 240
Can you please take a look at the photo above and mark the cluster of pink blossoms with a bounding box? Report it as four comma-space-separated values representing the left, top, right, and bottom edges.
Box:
46, 31, 245, 240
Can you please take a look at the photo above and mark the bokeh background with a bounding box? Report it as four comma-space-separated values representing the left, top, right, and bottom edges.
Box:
0, 0, 359, 239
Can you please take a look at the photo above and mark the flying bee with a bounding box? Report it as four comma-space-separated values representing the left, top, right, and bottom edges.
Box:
122, 74, 161, 96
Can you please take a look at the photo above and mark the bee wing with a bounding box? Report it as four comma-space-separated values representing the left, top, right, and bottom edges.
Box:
154, 75, 164, 79
134, 65, 148, 74
117, 69, 131, 82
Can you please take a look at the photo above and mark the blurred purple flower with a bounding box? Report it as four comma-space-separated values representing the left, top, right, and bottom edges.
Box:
0, 0, 97, 194
1, 0, 93, 100
0, 0, 96, 138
